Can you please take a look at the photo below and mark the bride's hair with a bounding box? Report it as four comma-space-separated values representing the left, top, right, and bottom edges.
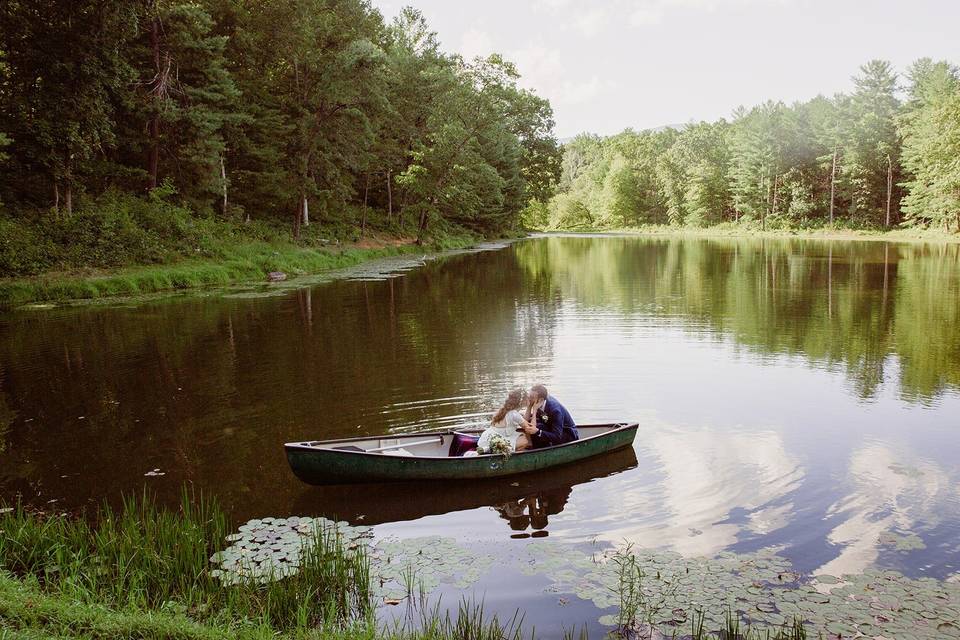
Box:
492, 388, 526, 425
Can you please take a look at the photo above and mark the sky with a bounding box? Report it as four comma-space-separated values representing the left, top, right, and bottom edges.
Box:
370, 0, 960, 139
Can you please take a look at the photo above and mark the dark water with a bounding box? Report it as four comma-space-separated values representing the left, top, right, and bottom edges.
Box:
2, 235, 959, 604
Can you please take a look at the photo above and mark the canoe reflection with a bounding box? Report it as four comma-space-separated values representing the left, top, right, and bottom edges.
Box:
292, 446, 638, 527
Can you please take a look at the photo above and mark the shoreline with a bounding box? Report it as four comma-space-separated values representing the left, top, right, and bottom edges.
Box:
535, 225, 960, 244
3, 224, 957, 309
0, 233, 480, 309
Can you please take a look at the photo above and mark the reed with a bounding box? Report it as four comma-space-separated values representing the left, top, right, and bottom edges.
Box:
0, 490, 369, 632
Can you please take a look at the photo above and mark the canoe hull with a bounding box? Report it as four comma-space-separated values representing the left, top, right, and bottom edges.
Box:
285, 423, 638, 485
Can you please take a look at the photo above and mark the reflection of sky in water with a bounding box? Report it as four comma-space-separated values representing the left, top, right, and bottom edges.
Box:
382, 307, 960, 579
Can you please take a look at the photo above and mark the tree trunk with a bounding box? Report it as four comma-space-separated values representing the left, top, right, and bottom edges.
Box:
771, 174, 779, 218
220, 153, 228, 216
361, 173, 370, 238
387, 169, 393, 219
829, 147, 837, 225
417, 210, 427, 244
762, 172, 770, 231
63, 152, 73, 217
416, 201, 432, 244
53, 180, 60, 218
293, 193, 303, 239
147, 16, 161, 191
302, 195, 309, 227
885, 154, 893, 227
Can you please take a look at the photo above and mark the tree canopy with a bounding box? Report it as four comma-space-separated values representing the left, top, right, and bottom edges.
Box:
0, 0, 561, 244
546, 59, 960, 233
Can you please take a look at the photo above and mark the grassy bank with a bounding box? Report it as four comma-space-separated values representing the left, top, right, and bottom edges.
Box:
0, 190, 487, 308
0, 234, 476, 309
0, 494, 812, 640
542, 222, 960, 244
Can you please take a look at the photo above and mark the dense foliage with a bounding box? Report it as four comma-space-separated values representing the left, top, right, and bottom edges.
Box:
544, 59, 960, 233
0, 0, 561, 275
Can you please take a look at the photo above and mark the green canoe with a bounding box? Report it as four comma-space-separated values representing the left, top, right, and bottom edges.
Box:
285, 423, 638, 485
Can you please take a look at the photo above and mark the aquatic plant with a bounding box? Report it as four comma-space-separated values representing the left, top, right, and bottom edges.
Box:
0, 492, 370, 631
4, 491, 960, 639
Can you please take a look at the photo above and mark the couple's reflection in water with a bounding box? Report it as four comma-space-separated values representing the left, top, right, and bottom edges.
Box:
292, 447, 637, 535
494, 486, 571, 538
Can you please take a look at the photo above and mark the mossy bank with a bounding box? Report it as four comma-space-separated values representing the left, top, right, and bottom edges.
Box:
0, 234, 478, 309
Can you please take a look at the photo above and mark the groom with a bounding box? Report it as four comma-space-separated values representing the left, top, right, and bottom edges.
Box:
522, 384, 579, 449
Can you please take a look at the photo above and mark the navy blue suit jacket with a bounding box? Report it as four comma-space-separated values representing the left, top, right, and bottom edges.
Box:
532, 396, 578, 448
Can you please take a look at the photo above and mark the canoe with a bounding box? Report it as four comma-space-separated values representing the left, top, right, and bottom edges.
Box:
285, 422, 638, 485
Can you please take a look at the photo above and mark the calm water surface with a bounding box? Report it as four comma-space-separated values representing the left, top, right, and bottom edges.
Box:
2, 235, 959, 628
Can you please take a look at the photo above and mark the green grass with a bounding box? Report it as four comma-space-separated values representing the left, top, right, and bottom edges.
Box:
0, 491, 369, 633
0, 234, 478, 308
0, 189, 484, 307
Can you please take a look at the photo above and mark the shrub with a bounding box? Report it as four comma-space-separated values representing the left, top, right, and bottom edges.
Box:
548, 193, 594, 230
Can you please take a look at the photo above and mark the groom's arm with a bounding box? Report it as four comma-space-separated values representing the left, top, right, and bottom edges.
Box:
533, 405, 567, 446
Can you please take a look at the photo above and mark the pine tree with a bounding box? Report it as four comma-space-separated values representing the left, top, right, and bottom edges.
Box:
899, 59, 960, 231
843, 60, 901, 226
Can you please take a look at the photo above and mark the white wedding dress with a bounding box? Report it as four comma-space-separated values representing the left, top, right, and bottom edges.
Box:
476, 409, 524, 453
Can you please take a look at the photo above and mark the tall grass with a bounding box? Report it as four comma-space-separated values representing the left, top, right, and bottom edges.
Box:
0, 490, 369, 632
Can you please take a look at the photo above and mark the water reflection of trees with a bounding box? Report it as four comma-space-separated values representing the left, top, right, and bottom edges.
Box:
515, 237, 960, 401
0, 249, 562, 514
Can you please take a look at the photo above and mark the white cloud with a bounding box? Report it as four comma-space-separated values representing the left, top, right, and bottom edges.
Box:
534, 0, 574, 9
458, 28, 495, 60
557, 76, 605, 105
629, 6, 665, 25
511, 44, 565, 93
627, 0, 792, 26
572, 7, 610, 37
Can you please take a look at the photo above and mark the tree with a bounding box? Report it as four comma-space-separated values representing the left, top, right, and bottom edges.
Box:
898, 59, 960, 231
123, 1, 239, 210
843, 60, 901, 226
729, 102, 792, 228
0, 1, 138, 214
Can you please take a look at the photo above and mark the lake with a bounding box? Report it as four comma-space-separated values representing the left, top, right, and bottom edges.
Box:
2, 234, 959, 635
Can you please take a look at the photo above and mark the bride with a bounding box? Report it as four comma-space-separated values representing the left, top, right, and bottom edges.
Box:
476, 388, 535, 454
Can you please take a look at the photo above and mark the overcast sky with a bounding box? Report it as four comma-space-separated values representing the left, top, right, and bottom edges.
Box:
371, 0, 959, 139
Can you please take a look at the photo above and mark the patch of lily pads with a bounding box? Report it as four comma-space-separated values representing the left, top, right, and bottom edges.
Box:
878, 530, 927, 552
368, 535, 497, 602
516, 544, 960, 639
210, 521, 960, 638
209, 516, 372, 586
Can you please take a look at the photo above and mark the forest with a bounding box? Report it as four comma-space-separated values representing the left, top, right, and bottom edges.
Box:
2, 3, 959, 282
536, 59, 960, 234
0, 0, 560, 277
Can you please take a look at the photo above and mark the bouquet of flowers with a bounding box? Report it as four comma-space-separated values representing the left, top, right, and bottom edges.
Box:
480, 432, 513, 458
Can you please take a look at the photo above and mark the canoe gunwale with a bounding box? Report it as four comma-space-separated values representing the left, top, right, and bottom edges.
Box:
284, 422, 637, 461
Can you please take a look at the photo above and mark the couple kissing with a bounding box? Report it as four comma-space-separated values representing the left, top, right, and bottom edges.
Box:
473, 384, 578, 456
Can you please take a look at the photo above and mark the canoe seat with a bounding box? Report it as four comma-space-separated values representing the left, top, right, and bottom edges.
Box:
448, 432, 479, 457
